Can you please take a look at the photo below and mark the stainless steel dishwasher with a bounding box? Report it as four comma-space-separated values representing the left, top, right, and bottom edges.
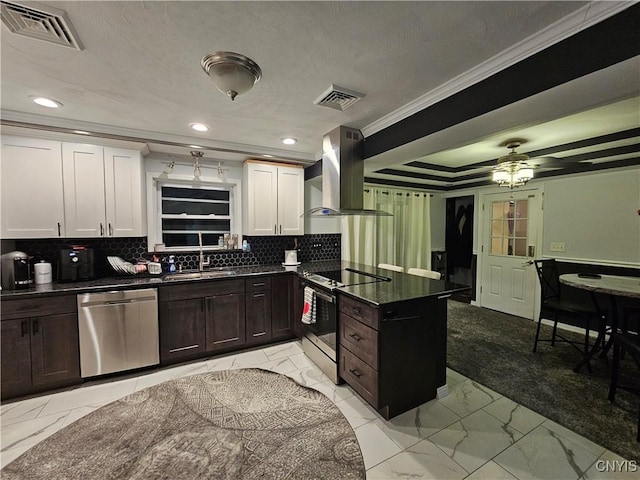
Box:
77, 288, 159, 378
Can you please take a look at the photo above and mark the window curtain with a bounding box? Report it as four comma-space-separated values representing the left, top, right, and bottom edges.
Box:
342, 186, 431, 270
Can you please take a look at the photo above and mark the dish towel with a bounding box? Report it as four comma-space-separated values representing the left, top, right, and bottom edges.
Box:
301, 287, 317, 324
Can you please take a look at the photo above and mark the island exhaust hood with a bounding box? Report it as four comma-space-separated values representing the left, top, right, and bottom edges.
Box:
305, 126, 391, 217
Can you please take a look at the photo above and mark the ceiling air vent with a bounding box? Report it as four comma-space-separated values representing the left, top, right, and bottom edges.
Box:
1, 0, 83, 50
313, 85, 365, 111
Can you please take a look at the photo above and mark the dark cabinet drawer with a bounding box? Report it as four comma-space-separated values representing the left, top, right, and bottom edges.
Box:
339, 295, 380, 329
340, 313, 378, 369
245, 277, 271, 292
2, 295, 76, 320
159, 279, 245, 301
340, 346, 378, 408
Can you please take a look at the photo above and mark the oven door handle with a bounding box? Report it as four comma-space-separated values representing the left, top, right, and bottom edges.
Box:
314, 290, 335, 304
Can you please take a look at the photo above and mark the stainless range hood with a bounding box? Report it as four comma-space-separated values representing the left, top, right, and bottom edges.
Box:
305, 126, 391, 217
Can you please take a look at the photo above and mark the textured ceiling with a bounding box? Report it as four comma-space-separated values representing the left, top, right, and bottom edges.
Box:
1, 1, 638, 188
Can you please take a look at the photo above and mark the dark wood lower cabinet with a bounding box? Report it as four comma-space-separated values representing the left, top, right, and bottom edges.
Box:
246, 290, 272, 345
206, 293, 246, 351
1, 319, 32, 399
1, 295, 80, 400
159, 298, 206, 363
272, 275, 293, 340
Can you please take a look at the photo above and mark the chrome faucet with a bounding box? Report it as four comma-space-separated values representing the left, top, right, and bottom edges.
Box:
198, 231, 210, 271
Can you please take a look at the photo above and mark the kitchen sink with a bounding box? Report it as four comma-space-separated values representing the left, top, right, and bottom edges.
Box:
163, 269, 236, 281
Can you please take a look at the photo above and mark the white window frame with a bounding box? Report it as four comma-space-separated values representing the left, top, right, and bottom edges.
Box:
146, 172, 242, 252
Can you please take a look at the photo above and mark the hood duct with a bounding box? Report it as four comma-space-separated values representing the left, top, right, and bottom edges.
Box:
305, 126, 391, 217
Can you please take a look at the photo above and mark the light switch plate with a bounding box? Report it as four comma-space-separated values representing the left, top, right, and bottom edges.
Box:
550, 242, 566, 252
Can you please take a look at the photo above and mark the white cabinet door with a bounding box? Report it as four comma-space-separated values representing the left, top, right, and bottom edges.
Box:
62, 143, 106, 237
1, 137, 65, 238
277, 165, 304, 235
244, 162, 278, 235
104, 147, 145, 237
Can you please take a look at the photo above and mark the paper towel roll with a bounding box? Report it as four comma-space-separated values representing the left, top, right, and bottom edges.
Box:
34, 261, 52, 284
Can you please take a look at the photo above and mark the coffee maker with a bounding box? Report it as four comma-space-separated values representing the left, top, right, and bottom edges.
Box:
1, 251, 33, 290
58, 248, 96, 282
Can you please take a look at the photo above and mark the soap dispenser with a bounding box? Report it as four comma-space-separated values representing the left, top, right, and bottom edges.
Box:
168, 255, 176, 273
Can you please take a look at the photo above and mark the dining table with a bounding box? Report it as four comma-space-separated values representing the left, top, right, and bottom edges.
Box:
559, 273, 640, 371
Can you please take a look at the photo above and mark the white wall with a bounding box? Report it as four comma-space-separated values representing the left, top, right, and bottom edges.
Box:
542, 167, 640, 265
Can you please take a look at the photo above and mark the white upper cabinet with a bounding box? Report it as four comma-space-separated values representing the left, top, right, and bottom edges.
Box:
62, 143, 107, 237
1, 136, 66, 238
63, 143, 145, 237
243, 161, 304, 236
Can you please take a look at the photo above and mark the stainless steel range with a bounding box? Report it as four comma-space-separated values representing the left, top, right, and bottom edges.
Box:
300, 268, 389, 383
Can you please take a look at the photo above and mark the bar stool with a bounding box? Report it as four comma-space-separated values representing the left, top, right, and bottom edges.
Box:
378, 263, 404, 273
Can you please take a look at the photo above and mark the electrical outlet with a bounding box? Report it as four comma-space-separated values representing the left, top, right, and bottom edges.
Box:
550, 242, 566, 252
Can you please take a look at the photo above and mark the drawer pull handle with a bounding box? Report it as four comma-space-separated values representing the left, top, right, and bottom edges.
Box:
349, 333, 362, 342
253, 293, 266, 298
169, 345, 199, 353
253, 283, 265, 287
351, 307, 362, 314
349, 368, 363, 378
17, 305, 40, 311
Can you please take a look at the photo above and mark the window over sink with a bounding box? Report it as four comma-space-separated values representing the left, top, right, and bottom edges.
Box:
147, 174, 241, 252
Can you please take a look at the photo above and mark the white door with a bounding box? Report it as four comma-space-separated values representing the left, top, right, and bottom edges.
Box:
480, 189, 541, 319
62, 143, 106, 237
104, 147, 145, 236
1, 137, 66, 238
277, 165, 304, 235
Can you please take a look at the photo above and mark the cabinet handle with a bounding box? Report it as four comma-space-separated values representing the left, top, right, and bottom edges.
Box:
253, 293, 266, 298
100, 223, 104, 236
17, 305, 39, 311
274, 224, 277, 234
57, 222, 62, 237
21, 320, 29, 337
351, 307, 362, 314
349, 368, 363, 378
32, 319, 39, 335
169, 345, 199, 353
349, 333, 362, 342
108, 223, 113, 236
280, 225, 282, 234
252, 282, 265, 287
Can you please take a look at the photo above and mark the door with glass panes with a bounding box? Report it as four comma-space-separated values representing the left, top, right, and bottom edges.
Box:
480, 190, 540, 319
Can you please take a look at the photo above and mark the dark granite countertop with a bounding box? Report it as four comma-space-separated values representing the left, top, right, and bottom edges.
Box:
0, 259, 470, 305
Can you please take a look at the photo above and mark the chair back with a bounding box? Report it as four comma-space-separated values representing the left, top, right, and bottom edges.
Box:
533, 259, 561, 303
378, 263, 404, 273
407, 268, 441, 280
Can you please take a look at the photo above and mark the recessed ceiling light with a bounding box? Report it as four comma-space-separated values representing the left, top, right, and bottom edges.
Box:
189, 145, 203, 149
73, 130, 90, 135
190, 123, 210, 132
263, 154, 274, 158
281, 137, 297, 145
31, 96, 62, 108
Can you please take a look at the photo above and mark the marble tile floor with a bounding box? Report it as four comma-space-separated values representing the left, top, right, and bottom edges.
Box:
1, 340, 637, 480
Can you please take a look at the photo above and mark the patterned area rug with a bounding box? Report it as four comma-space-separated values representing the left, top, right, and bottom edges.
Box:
2, 368, 365, 479
447, 301, 639, 462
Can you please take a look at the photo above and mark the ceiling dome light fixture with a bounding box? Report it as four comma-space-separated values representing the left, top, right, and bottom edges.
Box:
190, 123, 210, 132
492, 140, 534, 189
201, 51, 262, 101
281, 137, 297, 145
31, 96, 62, 108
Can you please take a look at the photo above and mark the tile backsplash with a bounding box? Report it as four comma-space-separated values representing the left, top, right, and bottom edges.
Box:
12, 233, 341, 276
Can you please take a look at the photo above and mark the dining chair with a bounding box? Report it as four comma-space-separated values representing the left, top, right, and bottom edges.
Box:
378, 263, 404, 273
608, 331, 640, 442
533, 259, 606, 373
407, 268, 441, 280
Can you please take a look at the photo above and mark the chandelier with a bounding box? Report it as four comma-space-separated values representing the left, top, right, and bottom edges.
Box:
492, 140, 534, 189
201, 51, 262, 101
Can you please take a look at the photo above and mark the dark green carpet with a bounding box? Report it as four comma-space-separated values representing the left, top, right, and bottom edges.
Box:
447, 301, 639, 462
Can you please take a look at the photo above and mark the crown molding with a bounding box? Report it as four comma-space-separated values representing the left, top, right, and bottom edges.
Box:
361, 2, 632, 138
0, 110, 316, 164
